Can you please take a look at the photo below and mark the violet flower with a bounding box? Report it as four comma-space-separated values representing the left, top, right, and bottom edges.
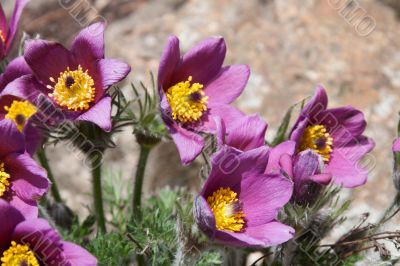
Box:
280, 150, 332, 205
0, 0, 30, 60
215, 114, 296, 175
158, 36, 249, 164
0, 56, 42, 155
23, 22, 131, 132
194, 146, 294, 247
0, 199, 97, 265
0, 119, 48, 218
290, 86, 375, 188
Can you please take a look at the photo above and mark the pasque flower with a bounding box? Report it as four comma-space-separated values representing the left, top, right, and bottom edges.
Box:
0, 119, 48, 218
0, 0, 30, 60
23, 22, 131, 132
0, 56, 43, 155
290, 86, 374, 188
279, 150, 332, 205
215, 114, 296, 175
194, 146, 294, 247
0, 199, 96, 265
158, 36, 249, 164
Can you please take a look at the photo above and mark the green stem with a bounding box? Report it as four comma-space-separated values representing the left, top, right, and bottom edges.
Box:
37, 148, 63, 203
132, 145, 151, 219
91, 152, 106, 234
378, 193, 400, 225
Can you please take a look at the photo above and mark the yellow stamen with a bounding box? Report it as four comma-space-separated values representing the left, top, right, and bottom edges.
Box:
0, 30, 5, 44
298, 124, 333, 162
0, 162, 10, 198
1, 241, 39, 266
48, 65, 95, 111
4, 100, 37, 132
207, 187, 245, 232
166, 76, 208, 123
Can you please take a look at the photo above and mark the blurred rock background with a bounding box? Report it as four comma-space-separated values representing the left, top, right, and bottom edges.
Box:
4, 0, 400, 263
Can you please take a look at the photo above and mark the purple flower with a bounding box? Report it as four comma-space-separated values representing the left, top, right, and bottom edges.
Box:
0, 119, 48, 218
194, 146, 294, 247
0, 0, 30, 60
158, 36, 249, 164
289, 86, 375, 188
215, 114, 296, 175
393, 138, 400, 153
23, 22, 131, 132
279, 150, 332, 205
0, 199, 97, 265
0, 56, 43, 155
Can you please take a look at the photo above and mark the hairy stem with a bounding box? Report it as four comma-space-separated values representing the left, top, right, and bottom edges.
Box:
91, 152, 106, 233
132, 145, 151, 219
37, 148, 63, 203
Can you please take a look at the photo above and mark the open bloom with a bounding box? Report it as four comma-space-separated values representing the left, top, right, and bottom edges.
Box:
24, 22, 131, 132
158, 36, 249, 164
194, 146, 294, 247
0, 119, 48, 218
0, 199, 97, 265
289, 86, 375, 188
0, 0, 29, 60
0, 57, 42, 155
280, 150, 332, 205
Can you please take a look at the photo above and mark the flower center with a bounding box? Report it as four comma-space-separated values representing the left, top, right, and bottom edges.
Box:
4, 101, 37, 132
0, 241, 39, 266
0, 162, 11, 198
298, 124, 333, 162
165, 76, 208, 124
48, 65, 95, 111
206, 187, 245, 232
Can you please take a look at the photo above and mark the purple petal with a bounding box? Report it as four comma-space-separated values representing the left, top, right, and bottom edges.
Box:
265, 141, 296, 175
0, 56, 31, 90
242, 222, 295, 247
225, 114, 267, 151
205, 65, 249, 104
292, 150, 322, 185
240, 173, 293, 227
23, 120, 43, 156
0, 75, 41, 102
173, 37, 226, 85
201, 146, 269, 198
62, 241, 97, 266
393, 138, 400, 152
71, 22, 105, 63
5, 0, 30, 52
0, 119, 24, 157
24, 40, 75, 86
325, 136, 375, 188
193, 196, 216, 238
5, 152, 49, 202
76, 96, 112, 132
214, 116, 226, 148
169, 124, 204, 165
321, 107, 367, 145
8, 194, 38, 219
0, 199, 24, 251
290, 86, 328, 143
279, 153, 293, 178
11, 218, 64, 264
214, 221, 294, 247
158, 36, 180, 90
200, 103, 245, 133
97, 58, 131, 88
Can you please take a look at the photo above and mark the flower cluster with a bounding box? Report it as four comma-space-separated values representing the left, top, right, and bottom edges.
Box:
158, 36, 375, 248
0, 0, 388, 264
0, 1, 130, 264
